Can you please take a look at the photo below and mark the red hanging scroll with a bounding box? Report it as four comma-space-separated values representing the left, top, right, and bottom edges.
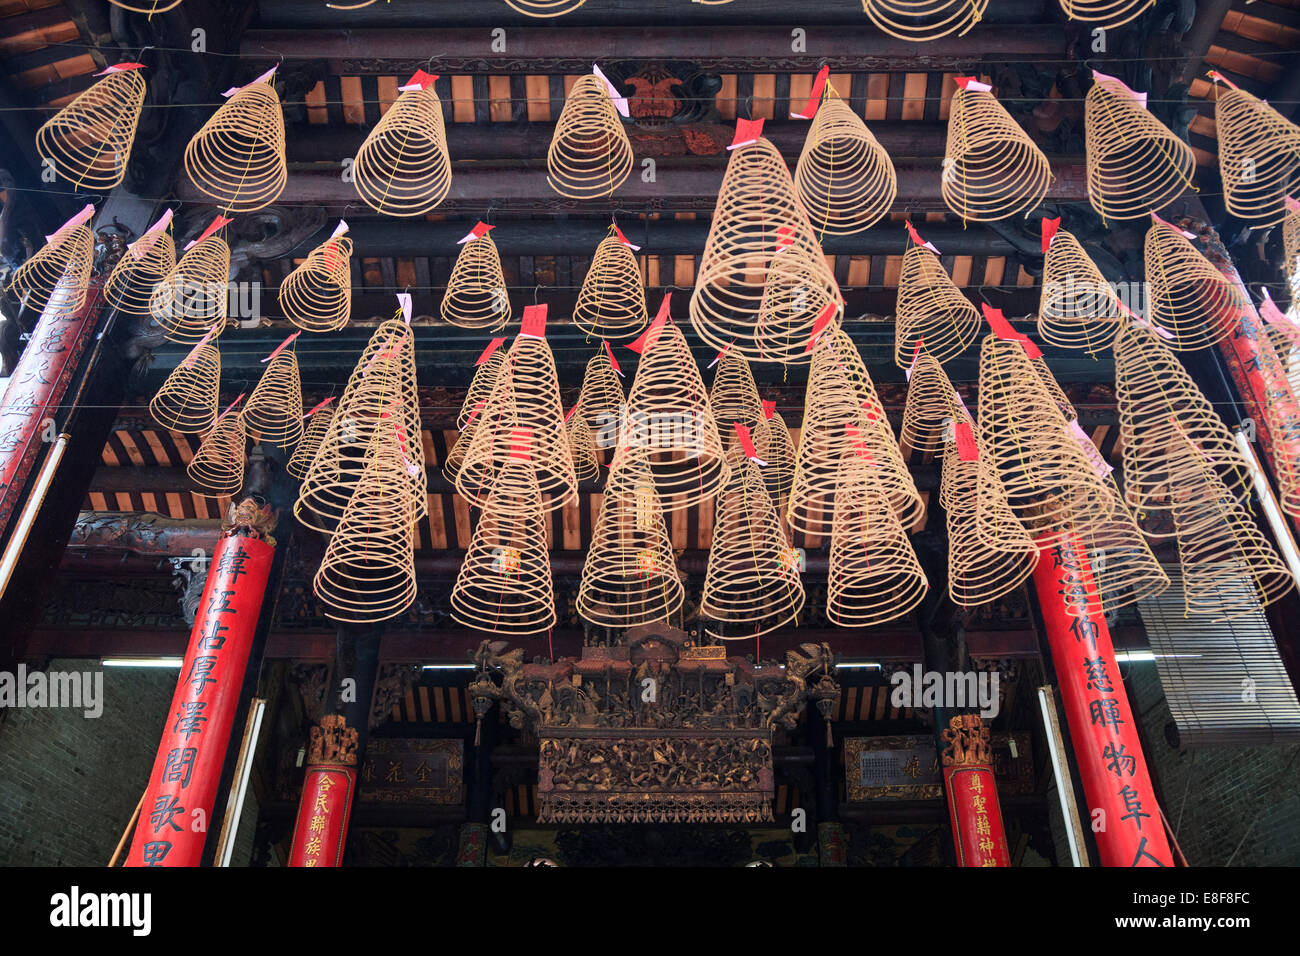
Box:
941, 714, 1010, 867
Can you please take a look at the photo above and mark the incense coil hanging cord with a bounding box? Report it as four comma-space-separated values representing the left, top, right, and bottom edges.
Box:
576, 349, 626, 435
287, 405, 336, 481
793, 96, 897, 235
1038, 227, 1125, 352
860, 0, 989, 41
188, 409, 247, 497
894, 243, 982, 367
35, 68, 145, 191
149, 339, 220, 435
568, 415, 601, 483
826, 453, 929, 627
1058, 0, 1154, 28
441, 233, 511, 330
1214, 86, 1300, 226
107, 0, 183, 12
1084, 75, 1194, 221
183, 80, 286, 213
546, 74, 633, 200
149, 234, 230, 345
701, 457, 806, 640
572, 234, 647, 339
577, 445, 684, 628
353, 83, 452, 217
761, 412, 798, 515
502, 0, 587, 17
7, 223, 94, 320
1144, 220, 1246, 351
900, 351, 963, 455
691, 136, 841, 364
240, 348, 305, 447
943, 84, 1052, 222
280, 236, 353, 333
104, 229, 176, 318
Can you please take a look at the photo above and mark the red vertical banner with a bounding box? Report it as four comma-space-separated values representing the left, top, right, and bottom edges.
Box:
126, 534, 275, 867
1031, 534, 1175, 867
941, 715, 1010, 867
288, 714, 359, 867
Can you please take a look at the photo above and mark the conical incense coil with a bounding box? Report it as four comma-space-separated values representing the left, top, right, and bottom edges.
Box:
1031, 356, 1078, 424
943, 84, 1052, 222
241, 347, 304, 447
443, 420, 475, 485
573, 234, 647, 339
710, 351, 763, 435
104, 228, 176, 318
787, 345, 866, 538
149, 338, 220, 434
460, 348, 507, 429
577, 445, 684, 628
287, 405, 335, 481
35, 68, 145, 190
188, 407, 246, 497
1284, 206, 1300, 298
547, 74, 633, 200
622, 322, 728, 510
314, 427, 419, 624
576, 349, 625, 435
1058, 0, 1153, 28
280, 236, 353, 333
183, 79, 286, 213
150, 234, 230, 345
895, 243, 981, 367
568, 415, 601, 482
701, 458, 806, 639
353, 83, 452, 217
1113, 321, 1252, 532
691, 136, 840, 364
1084, 75, 1194, 222
1145, 220, 1247, 351
456, 335, 578, 512
761, 411, 797, 514
442, 233, 510, 330
900, 351, 963, 455
794, 96, 897, 235
827, 453, 928, 627
860, 0, 989, 41
1215, 86, 1300, 226
503, 0, 587, 16
7, 223, 94, 320
1038, 227, 1124, 352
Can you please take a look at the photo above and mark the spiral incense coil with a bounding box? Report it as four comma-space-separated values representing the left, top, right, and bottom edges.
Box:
710, 352, 763, 435
8, 224, 94, 320
1058, 0, 1153, 28
701, 459, 806, 640
793, 96, 897, 235
149, 340, 220, 435
184, 80, 286, 213
441, 234, 510, 330
547, 74, 633, 200
150, 234, 231, 345
827, 453, 928, 627
1284, 207, 1300, 297
860, 0, 988, 41
787, 345, 866, 538
622, 322, 729, 511
894, 243, 981, 367
761, 412, 798, 514
35, 68, 145, 191
241, 349, 304, 447
691, 137, 841, 364
1215, 87, 1300, 226
353, 83, 452, 217
577, 445, 684, 628
280, 236, 353, 333
900, 351, 963, 455
456, 335, 578, 512
188, 410, 246, 497
1084, 77, 1194, 222
314, 427, 420, 624
1038, 227, 1125, 352
460, 350, 507, 429
568, 415, 601, 483
1030, 356, 1077, 424
576, 349, 626, 434
443, 421, 475, 485
503, 0, 587, 16
1261, 326, 1300, 517
943, 85, 1052, 222
573, 235, 647, 339
287, 406, 335, 481
1144, 221, 1246, 351
104, 229, 176, 318
1113, 321, 1252, 533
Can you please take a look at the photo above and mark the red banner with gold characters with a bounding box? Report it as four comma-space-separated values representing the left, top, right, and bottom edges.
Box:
126, 534, 275, 867
941, 714, 1009, 867
1032, 534, 1174, 867
289, 766, 357, 867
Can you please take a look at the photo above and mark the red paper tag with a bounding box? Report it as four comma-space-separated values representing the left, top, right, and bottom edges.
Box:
982, 303, 1042, 359
304, 396, 336, 419
220, 392, 245, 419
520, 304, 547, 338
1207, 70, 1239, 91
775, 225, 795, 251
509, 427, 533, 461
465, 400, 486, 428
600, 339, 624, 377
954, 76, 992, 93
458, 221, 494, 244
1041, 216, 1061, 253
791, 65, 831, 120
733, 423, 767, 466
627, 295, 671, 355
475, 337, 507, 365
95, 62, 146, 76
728, 117, 765, 150
762, 400, 776, 420
1150, 210, 1196, 239
613, 224, 641, 251
905, 220, 940, 254
803, 301, 838, 352
261, 331, 300, 364
564, 404, 579, 423
400, 69, 439, 92
185, 215, 233, 252
954, 421, 979, 461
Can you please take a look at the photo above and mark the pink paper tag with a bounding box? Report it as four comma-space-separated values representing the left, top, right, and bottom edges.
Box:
1092, 69, 1147, 109
261, 331, 300, 364
458, 222, 494, 245
128, 208, 174, 259
1208, 70, 1240, 91
1070, 419, 1114, 477
399, 69, 439, 92
184, 215, 233, 252
728, 117, 765, 150
592, 63, 629, 118
330, 219, 349, 240
44, 203, 96, 245
94, 62, 146, 76
396, 293, 412, 325
220, 392, 246, 420
954, 76, 992, 93
1150, 210, 1196, 239
465, 401, 486, 428
1287, 196, 1300, 214
223, 65, 276, 98
181, 323, 222, 368
791, 65, 830, 120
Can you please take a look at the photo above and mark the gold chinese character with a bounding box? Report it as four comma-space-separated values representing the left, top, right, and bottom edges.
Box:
975, 816, 992, 836
971, 794, 986, 813
304, 859, 317, 868
314, 792, 329, 814
309, 814, 327, 833
304, 837, 323, 855
414, 760, 433, 782
970, 774, 984, 793
902, 755, 922, 778
385, 760, 406, 783
319, 775, 335, 791
978, 837, 996, 854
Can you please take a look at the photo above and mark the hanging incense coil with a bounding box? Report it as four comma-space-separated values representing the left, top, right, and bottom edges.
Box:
761, 412, 798, 514
900, 351, 963, 454
1261, 324, 1300, 516
188, 409, 246, 497
576, 349, 626, 435
150, 233, 230, 345
1084, 76, 1194, 221
314, 427, 419, 624
691, 136, 841, 364
503, 0, 587, 16
710, 352, 763, 435
104, 229, 176, 318
150, 339, 220, 434
547, 74, 633, 200
787, 345, 865, 539
793, 96, 897, 235
441, 234, 510, 330
353, 82, 452, 217
35, 68, 145, 191
860, 0, 988, 41
8, 223, 95, 320
577, 445, 684, 628
827, 453, 928, 627
568, 415, 601, 483
1038, 227, 1125, 352
894, 243, 981, 367
1215, 86, 1300, 226
943, 84, 1052, 222
622, 322, 729, 510
280, 236, 353, 333
287, 405, 335, 481
1284, 207, 1300, 298
701, 458, 806, 640
572, 235, 647, 339
240, 349, 304, 447
1058, 0, 1153, 28
1144, 221, 1246, 351
184, 79, 286, 213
